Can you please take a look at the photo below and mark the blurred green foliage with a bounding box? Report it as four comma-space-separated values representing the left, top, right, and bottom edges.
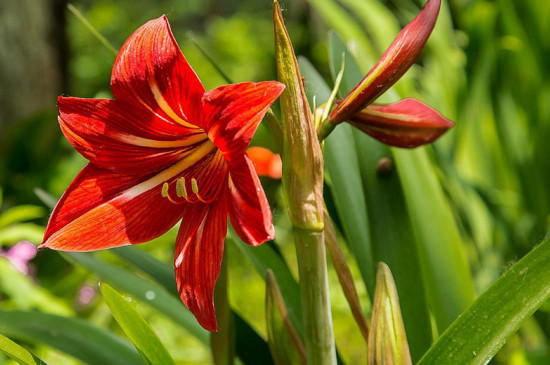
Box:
1, 0, 550, 364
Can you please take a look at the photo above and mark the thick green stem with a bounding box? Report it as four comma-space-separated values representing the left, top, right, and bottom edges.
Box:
294, 228, 336, 365
273, 1, 336, 363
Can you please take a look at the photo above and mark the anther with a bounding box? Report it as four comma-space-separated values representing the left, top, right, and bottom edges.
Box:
161, 182, 169, 197
176, 177, 187, 198
191, 178, 199, 194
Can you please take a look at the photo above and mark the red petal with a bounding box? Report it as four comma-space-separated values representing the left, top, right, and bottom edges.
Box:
111, 15, 205, 129
227, 154, 274, 246
174, 196, 228, 332
58, 97, 208, 175
349, 98, 453, 148
330, 0, 440, 123
201, 81, 285, 156
246, 146, 282, 179
42, 164, 185, 251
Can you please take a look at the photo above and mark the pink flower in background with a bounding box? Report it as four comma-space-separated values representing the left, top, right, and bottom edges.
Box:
0, 241, 37, 275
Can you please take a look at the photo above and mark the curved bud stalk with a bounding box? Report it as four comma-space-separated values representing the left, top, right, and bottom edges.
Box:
368, 263, 412, 365
323, 208, 369, 342
329, 0, 441, 125
349, 98, 453, 148
273, 1, 335, 364
266, 270, 307, 365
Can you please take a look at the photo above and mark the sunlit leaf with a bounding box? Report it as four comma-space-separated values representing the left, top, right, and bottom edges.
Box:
100, 282, 175, 365
0, 310, 142, 365
419, 236, 550, 364
64, 252, 209, 344
0, 333, 46, 365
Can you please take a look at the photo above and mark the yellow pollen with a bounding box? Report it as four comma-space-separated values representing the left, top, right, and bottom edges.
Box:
191, 178, 199, 194
161, 183, 169, 198
176, 177, 187, 198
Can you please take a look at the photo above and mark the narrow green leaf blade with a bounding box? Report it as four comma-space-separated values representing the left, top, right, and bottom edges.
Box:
109, 245, 274, 365
354, 131, 433, 360
230, 236, 303, 339
111, 246, 176, 292
0, 333, 45, 365
419, 236, 550, 364
326, 35, 433, 359
393, 148, 475, 330
0, 310, 142, 365
0, 205, 45, 228
100, 283, 175, 365
64, 252, 209, 344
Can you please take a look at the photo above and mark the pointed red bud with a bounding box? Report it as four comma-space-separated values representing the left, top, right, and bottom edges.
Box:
348, 98, 453, 148
329, 0, 441, 124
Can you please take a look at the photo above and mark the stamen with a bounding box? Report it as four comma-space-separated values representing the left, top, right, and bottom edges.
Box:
176, 177, 187, 198
160, 181, 185, 205
161, 182, 169, 198
191, 178, 199, 194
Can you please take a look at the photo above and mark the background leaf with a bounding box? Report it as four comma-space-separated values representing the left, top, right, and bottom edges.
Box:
0, 310, 142, 365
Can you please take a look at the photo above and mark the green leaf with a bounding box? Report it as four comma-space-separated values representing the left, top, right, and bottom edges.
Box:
0, 205, 45, 228
111, 246, 176, 292
0, 333, 46, 365
393, 148, 476, 331
230, 235, 303, 339
100, 282, 175, 365
64, 252, 209, 344
0, 310, 142, 365
109, 245, 274, 365
418, 236, 550, 365
306, 0, 375, 68
326, 32, 432, 360
0, 223, 44, 245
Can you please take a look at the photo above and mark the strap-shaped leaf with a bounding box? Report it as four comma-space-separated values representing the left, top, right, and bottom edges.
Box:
100, 283, 175, 365
0, 310, 141, 365
419, 236, 550, 364
0, 333, 46, 365
64, 252, 209, 344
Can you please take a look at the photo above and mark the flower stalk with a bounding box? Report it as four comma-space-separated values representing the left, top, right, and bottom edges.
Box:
273, 1, 335, 364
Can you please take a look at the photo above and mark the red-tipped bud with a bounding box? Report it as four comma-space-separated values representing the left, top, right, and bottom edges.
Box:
329, 0, 441, 124
348, 98, 453, 148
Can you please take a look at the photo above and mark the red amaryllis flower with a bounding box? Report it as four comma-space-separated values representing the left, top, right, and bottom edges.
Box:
40, 15, 284, 331
326, 0, 452, 147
